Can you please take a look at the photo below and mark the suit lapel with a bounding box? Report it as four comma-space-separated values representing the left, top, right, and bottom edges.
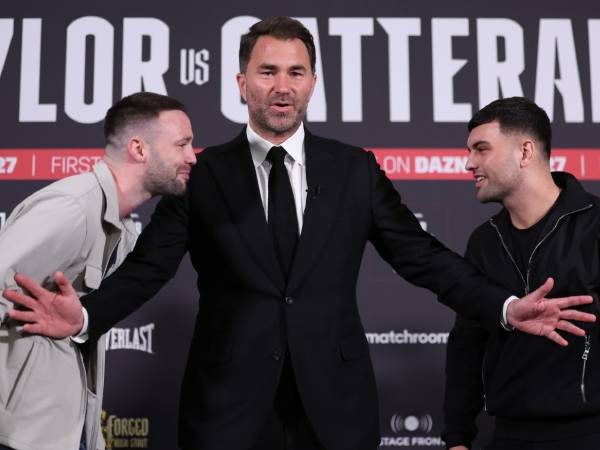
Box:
205, 131, 286, 293
287, 131, 348, 293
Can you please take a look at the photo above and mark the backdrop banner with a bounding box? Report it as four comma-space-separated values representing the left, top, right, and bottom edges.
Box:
1, 1, 599, 448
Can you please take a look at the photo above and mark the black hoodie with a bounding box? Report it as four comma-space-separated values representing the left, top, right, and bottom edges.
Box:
443, 172, 600, 448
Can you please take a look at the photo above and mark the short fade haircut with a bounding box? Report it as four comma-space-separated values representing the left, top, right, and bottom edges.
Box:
239, 16, 316, 73
104, 92, 187, 147
468, 96, 552, 158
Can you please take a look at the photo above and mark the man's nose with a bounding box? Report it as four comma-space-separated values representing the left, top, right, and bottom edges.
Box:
186, 146, 197, 165
465, 152, 476, 171
273, 73, 291, 93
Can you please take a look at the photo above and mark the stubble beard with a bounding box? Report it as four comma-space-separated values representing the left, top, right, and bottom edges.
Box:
476, 177, 517, 205
248, 92, 308, 138
144, 158, 187, 197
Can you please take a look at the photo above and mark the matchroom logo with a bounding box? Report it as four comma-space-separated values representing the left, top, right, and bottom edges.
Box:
366, 330, 449, 345
380, 413, 444, 447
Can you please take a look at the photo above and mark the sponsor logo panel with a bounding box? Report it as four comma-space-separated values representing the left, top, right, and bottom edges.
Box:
366, 330, 449, 345
2, 15, 600, 126
371, 148, 599, 180
0, 148, 599, 180
380, 412, 444, 447
105, 323, 155, 354
101, 410, 150, 449
0, 148, 202, 180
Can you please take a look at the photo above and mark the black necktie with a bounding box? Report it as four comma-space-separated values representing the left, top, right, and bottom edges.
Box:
267, 146, 299, 278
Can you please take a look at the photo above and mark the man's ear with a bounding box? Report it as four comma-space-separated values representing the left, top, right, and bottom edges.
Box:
236, 72, 247, 103
126, 136, 146, 163
520, 139, 535, 168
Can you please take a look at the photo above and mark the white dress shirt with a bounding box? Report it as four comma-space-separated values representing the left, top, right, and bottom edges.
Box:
246, 123, 307, 233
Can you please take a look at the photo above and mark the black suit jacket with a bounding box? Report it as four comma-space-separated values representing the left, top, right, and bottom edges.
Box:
83, 129, 509, 450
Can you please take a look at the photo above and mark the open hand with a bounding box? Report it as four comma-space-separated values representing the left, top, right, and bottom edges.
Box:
3, 272, 84, 338
507, 278, 596, 346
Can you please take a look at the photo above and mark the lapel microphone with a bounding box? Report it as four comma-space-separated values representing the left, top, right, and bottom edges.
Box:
306, 185, 321, 200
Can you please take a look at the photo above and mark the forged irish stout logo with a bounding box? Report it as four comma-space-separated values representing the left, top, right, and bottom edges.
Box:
101, 410, 150, 449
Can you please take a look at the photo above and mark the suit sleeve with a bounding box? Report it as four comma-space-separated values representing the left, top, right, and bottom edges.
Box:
366, 150, 509, 331
0, 193, 87, 324
442, 235, 489, 449
82, 190, 191, 340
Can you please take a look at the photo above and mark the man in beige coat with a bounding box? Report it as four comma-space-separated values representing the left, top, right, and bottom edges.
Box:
0, 92, 196, 450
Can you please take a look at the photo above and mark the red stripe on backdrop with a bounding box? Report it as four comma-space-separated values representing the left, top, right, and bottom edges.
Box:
0, 148, 597, 180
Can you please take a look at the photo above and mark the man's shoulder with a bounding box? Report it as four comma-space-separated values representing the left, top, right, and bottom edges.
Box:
306, 132, 368, 157
468, 219, 496, 247
583, 190, 600, 208
198, 132, 247, 160
24, 171, 100, 205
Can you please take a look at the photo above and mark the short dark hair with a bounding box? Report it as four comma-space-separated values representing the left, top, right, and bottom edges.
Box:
104, 92, 187, 147
239, 16, 316, 73
468, 96, 552, 158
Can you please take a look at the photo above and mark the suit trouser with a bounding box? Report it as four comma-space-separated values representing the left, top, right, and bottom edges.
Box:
486, 432, 600, 450
250, 351, 324, 450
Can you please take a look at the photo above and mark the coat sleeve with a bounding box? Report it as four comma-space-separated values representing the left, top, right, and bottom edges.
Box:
441, 235, 489, 449
82, 189, 191, 340
0, 192, 87, 324
365, 150, 509, 331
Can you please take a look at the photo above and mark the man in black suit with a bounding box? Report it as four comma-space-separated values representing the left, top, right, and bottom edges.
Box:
5, 17, 595, 450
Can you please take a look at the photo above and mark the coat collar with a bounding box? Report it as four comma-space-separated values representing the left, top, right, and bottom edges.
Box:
93, 160, 138, 236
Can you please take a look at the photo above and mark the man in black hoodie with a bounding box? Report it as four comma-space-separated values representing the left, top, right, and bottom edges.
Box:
443, 97, 600, 450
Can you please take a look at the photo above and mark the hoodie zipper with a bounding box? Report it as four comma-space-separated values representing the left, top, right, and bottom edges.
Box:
581, 334, 591, 403
488, 203, 593, 404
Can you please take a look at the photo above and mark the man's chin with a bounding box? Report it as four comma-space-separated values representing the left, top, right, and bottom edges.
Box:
156, 180, 187, 197
477, 192, 502, 204
265, 115, 301, 133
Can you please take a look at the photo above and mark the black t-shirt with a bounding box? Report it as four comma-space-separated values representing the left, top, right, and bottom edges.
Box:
509, 190, 564, 277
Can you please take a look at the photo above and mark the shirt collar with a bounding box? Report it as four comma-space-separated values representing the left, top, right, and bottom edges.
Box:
246, 123, 305, 168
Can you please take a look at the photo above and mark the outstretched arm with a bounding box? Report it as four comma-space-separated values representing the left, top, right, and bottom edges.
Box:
365, 150, 595, 342
4, 192, 191, 340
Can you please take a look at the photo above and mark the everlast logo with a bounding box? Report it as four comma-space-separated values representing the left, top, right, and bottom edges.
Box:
105, 324, 155, 354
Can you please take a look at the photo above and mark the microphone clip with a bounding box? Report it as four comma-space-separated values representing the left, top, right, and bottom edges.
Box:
306, 185, 321, 200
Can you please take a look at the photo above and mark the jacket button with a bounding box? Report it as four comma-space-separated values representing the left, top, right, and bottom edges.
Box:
272, 350, 282, 361
284, 296, 294, 305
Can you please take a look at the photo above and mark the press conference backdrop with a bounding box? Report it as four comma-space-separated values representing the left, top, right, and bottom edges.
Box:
1, 1, 599, 448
